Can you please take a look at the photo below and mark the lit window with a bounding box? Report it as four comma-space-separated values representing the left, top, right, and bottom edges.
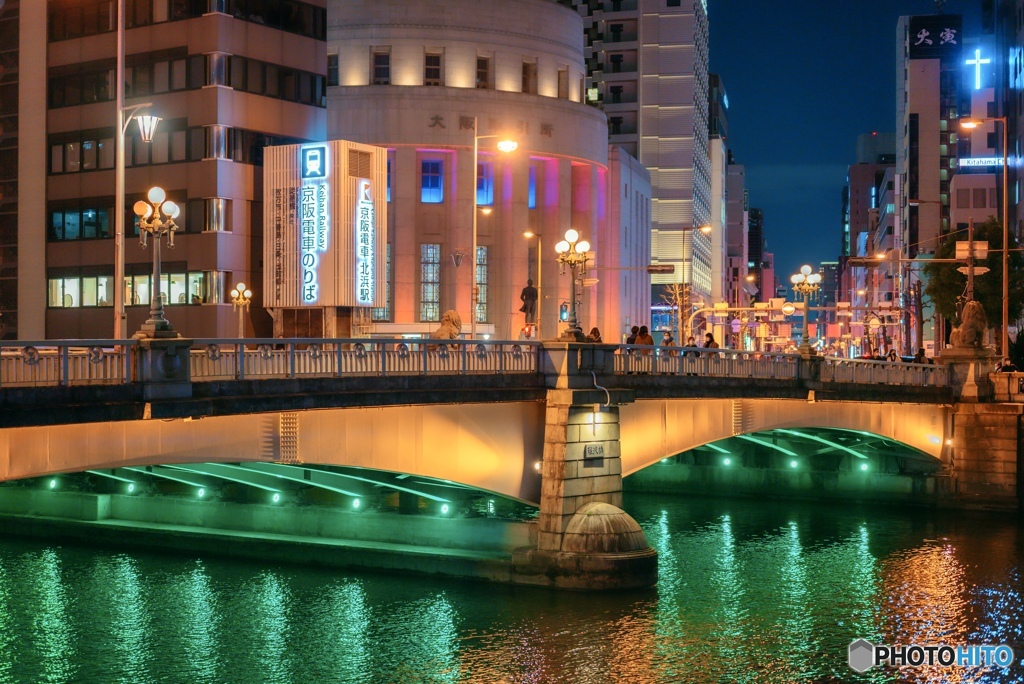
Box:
420, 243, 441, 322
475, 246, 489, 323
421, 160, 444, 203
528, 167, 537, 209
477, 161, 494, 205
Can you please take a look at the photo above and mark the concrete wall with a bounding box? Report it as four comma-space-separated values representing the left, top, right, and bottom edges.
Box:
951, 402, 1021, 505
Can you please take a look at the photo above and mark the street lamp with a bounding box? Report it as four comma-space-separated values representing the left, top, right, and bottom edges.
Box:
470, 116, 517, 339
790, 265, 822, 354
960, 116, 1009, 357
114, 0, 160, 339
555, 229, 591, 341
132, 186, 179, 338
523, 231, 542, 338
230, 283, 252, 339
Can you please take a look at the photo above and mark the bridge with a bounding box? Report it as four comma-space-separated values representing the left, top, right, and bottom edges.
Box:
0, 337, 1012, 589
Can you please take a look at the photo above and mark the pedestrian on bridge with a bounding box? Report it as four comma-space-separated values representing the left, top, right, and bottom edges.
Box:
703, 332, 719, 352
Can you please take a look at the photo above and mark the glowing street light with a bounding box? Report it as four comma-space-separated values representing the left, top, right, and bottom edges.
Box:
790, 264, 822, 354
132, 186, 180, 337
230, 283, 253, 338
555, 228, 591, 341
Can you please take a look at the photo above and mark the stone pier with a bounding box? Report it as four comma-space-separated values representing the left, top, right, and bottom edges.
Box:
511, 342, 657, 590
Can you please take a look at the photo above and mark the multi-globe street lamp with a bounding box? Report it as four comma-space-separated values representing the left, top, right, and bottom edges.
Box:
555, 229, 591, 341
470, 117, 517, 339
132, 186, 179, 337
230, 283, 253, 339
790, 265, 822, 353
960, 116, 1009, 358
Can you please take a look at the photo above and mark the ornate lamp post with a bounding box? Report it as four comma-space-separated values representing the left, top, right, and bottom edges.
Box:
790, 264, 822, 354
230, 283, 252, 338
555, 229, 591, 341
132, 186, 179, 338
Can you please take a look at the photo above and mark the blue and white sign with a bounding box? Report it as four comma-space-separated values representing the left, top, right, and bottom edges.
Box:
355, 180, 375, 305
960, 157, 1004, 167
966, 49, 991, 90
300, 144, 330, 303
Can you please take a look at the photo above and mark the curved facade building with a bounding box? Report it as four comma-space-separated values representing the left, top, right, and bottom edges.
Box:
326, 0, 651, 340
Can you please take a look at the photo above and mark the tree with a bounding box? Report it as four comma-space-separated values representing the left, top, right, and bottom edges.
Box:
921, 218, 1024, 341
659, 283, 689, 342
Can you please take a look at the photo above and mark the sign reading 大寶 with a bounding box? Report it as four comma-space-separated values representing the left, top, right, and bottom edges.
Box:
908, 15, 962, 61
263, 140, 387, 309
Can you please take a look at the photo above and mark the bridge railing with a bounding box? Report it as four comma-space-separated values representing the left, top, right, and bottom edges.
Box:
189, 338, 541, 381
0, 340, 135, 387
614, 346, 802, 379
820, 357, 949, 386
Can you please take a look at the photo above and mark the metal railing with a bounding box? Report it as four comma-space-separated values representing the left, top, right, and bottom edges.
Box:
614, 346, 802, 379
0, 340, 135, 387
189, 338, 540, 381
821, 356, 949, 387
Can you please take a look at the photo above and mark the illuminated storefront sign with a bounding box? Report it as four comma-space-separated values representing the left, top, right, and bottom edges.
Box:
355, 179, 375, 305
299, 145, 329, 303
959, 157, 1004, 167
965, 48, 990, 90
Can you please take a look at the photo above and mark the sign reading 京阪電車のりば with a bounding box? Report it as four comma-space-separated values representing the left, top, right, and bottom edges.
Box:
262, 141, 387, 309
355, 179, 374, 306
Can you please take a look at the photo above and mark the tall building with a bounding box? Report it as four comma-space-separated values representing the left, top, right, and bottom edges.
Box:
747, 207, 764, 300
17, 0, 328, 340
326, 0, 652, 341
707, 73, 729, 304
725, 159, 750, 307
559, 0, 712, 319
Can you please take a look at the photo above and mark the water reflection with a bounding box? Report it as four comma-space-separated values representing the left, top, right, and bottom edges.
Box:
0, 496, 1019, 683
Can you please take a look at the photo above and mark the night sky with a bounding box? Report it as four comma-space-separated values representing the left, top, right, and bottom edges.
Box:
709, 0, 981, 286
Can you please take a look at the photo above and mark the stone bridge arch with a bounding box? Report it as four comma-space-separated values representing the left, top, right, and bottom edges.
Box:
619, 398, 951, 475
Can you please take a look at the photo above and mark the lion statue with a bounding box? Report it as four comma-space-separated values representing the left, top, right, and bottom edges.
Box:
950, 299, 988, 348
430, 309, 462, 340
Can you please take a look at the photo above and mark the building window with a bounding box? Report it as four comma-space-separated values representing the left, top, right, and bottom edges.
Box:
609, 54, 623, 73
528, 166, 537, 209
609, 116, 623, 135
667, 0, 681, 6
974, 188, 987, 208
522, 61, 537, 94
477, 161, 494, 206
421, 160, 444, 203
957, 188, 970, 208
420, 243, 441, 322
476, 57, 491, 89
327, 53, 339, 86
372, 49, 390, 85
372, 243, 392, 321
424, 52, 443, 86
475, 246, 489, 323
387, 157, 392, 202
557, 68, 569, 99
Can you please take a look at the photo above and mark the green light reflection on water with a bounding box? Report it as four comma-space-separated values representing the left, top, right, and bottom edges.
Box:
31, 549, 77, 684
777, 522, 811, 675
250, 572, 293, 682
109, 555, 154, 684
709, 514, 749, 674
386, 593, 460, 682
0, 562, 13, 684
310, 580, 369, 682
178, 562, 221, 682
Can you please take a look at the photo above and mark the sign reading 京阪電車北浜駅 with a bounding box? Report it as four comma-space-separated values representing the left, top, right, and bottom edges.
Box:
262, 141, 387, 309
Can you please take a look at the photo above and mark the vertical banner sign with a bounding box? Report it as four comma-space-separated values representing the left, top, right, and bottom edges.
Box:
299, 145, 329, 303
356, 179, 375, 305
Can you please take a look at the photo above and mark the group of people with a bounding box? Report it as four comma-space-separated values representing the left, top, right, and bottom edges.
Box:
583, 325, 720, 353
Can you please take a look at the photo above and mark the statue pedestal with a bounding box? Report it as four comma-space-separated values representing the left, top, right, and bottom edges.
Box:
133, 336, 193, 400
940, 346, 996, 402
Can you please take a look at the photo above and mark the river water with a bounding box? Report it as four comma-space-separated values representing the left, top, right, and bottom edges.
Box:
0, 494, 1021, 683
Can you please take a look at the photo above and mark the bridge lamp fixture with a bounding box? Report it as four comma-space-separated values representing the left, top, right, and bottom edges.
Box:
48, 479, 57, 490
352, 498, 361, 510
133, 185, 180, 338
533, 460, 542, 472
127, 483, 136, 494
723, 458, 732, 466
860, 463, 869, 472
440, 503, 450, 515
271, 492, 281, 504
197, 488, 206, 498
555, 228, 592, 341
789, 460, 799, 469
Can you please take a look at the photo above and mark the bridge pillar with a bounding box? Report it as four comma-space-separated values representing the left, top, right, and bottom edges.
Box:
132, 337, 193, 401
941, 347, 995, 402
950, 402, 1022, 507
512, 342, 656, 590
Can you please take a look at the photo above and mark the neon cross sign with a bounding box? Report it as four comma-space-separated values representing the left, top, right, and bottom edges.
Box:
966, 48, 991, 90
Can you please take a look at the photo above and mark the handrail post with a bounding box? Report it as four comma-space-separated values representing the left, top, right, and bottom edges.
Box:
237, 342, 245, 380
380, 342, 386, 376
288, 343, 296, 378
462, 341, 468, 375
123, 343, 131, 383
59, 345, 69, 386
421, 340, 428, 375
336, 340, 343, 377
498, 341, 504, 374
